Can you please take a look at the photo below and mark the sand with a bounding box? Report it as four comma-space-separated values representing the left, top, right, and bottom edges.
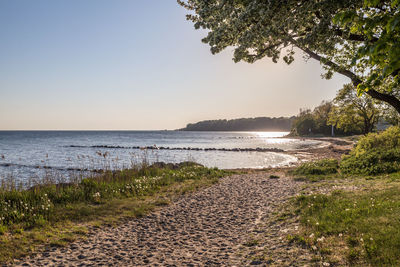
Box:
14, 172, 312, 266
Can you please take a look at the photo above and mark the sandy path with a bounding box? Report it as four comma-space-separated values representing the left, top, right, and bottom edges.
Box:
15, 173, 305, 266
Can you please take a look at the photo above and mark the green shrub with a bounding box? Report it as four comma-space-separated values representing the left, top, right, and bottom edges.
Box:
340, 127, 400, 175
292, 159, 339, 176
341, 148, 400, 175
351, 126, 400, 156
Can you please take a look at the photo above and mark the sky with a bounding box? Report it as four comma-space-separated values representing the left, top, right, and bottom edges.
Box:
0, 0, 350, 130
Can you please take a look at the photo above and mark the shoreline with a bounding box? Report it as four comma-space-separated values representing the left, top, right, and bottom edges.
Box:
227, 136, 355, 171
4, 133, 398, 266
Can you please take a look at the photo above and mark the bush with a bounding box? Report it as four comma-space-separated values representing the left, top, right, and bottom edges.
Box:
292, 159, 339, 176
341, 148, 400, 175
351, 126, 400, 156
340, 127, 400, 175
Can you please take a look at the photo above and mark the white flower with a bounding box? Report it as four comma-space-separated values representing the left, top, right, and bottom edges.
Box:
322, 262, 330, 266
309, 233, 315, 238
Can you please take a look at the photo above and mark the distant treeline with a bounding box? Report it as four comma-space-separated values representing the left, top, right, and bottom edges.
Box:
179, 117, 295, 131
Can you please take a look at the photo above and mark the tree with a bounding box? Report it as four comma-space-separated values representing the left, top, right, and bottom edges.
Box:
291, 101, 338, 136
292, 109, 315, 136
313, 101, 334, 136
178, 0, 400, 113
328, 84, 381, 135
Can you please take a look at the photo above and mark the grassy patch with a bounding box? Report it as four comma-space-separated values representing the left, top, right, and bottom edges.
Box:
294, 172, 400, 266
291, 159, 339, 177
0, 163, 228, 263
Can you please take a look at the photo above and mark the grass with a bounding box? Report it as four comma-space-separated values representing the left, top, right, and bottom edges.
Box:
0, 162, 228, 263
290, 158, 339, 178
288, 129, 400, 265
291, 171, 400, 266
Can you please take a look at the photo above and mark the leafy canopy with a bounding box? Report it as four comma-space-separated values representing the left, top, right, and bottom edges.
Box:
179, 0, 400, 111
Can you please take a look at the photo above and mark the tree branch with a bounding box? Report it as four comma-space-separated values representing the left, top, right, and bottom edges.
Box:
332, 28, 378, 42
289, 38, 400, 114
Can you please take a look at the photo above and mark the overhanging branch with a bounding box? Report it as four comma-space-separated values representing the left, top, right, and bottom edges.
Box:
288, 38, 400, 114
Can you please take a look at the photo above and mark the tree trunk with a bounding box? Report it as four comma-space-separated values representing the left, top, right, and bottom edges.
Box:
363, 118, 370, 135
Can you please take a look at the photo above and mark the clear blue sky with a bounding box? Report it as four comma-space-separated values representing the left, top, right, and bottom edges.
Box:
0, 0, 349, 130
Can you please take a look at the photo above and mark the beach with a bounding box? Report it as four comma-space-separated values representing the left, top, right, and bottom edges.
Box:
8, 137, 355, 266
14, 172, 311, 266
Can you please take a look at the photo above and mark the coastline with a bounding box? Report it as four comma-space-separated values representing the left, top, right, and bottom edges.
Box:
1, 136, 355, 265
285, 136, 354, 162
4, 133, 399, 266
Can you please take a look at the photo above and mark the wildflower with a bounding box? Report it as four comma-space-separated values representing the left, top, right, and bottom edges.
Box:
322, 262, 330, 267
360, 238, 364, 242
339, 233, 343, 237
316, 222, 319, 226
345, 208, 350, 211
370, 237, 373, 241
311, 245, 317, 250
317, 236, 325, 242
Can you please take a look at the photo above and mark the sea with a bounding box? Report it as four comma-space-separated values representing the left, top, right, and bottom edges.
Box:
0, 131, 327, 183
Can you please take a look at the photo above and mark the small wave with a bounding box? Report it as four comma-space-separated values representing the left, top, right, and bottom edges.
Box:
0, 162, 103, 173
65, 145, 285, 153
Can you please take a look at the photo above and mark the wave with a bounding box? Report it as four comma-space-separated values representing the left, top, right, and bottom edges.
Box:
65, 145, 285, 153
0, 162, 104, 173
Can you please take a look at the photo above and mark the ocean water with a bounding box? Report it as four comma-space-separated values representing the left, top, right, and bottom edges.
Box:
0, 131, 326, 182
